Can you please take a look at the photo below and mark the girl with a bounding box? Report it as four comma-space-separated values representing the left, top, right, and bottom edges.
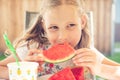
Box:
0, 0, 120, 80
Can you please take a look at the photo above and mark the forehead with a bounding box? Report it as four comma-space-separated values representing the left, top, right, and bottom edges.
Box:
43, 5, 80, 24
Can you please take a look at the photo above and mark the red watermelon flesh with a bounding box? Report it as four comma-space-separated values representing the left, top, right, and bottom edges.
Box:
43, 42, 75, 63
71, 67, 84, 80
48, 67, 76, 80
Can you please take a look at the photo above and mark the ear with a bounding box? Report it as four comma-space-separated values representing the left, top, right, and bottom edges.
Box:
81, 14, 87, 29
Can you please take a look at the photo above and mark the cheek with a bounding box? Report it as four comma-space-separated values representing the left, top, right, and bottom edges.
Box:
70, 31, 81, 47
46, 33, 57, 45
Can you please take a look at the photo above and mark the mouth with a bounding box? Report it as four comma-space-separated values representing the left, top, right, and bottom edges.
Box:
58, 42, 74, 48
52, 42, 74, 47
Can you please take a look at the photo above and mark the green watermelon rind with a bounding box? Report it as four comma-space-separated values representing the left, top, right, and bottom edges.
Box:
44, 53, 75, 64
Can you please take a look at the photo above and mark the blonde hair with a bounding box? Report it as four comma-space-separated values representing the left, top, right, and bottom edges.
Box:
14, 0, 91, 50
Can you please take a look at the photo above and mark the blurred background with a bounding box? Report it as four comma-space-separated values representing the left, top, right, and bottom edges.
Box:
0, 0, 120, 62
0, 0, 120, 80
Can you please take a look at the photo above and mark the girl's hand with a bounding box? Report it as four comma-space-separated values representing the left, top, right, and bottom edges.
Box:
72, 48, 103, 75
24, 49, 44, 62
24, 49, 44, 72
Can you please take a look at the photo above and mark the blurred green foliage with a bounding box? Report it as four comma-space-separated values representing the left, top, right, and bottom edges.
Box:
0, 52, 6, 61
114, 42, 120, 48
108, 52, 120, 63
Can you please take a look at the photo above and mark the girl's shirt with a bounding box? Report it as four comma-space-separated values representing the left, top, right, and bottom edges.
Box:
16, 43, 105, 80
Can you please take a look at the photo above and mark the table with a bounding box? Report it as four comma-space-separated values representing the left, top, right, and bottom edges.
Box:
0, 74, 52, 80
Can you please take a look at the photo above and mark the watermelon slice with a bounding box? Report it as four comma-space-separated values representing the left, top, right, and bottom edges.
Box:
49, 67, 84, 80
43, 42, 75, 63
71, 67, 84, 80
48, 67, 76, 80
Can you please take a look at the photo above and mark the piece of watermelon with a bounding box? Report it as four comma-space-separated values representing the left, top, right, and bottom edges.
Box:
71, 67, 84, 80
48, 67, 76, 80
43, 42, 75, 63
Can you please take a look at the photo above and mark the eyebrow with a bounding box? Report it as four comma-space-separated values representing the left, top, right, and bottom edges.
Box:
48, 24, 58, 27
48, 21, 77, 27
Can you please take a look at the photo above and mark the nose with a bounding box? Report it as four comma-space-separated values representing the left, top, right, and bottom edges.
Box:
57, 30, 68, 43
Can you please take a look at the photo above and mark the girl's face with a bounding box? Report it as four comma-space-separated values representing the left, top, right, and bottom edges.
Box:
43, 5, 86, 47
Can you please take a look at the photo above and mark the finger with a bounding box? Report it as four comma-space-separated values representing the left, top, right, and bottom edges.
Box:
28, 49, 43, 56
73, 56, 95, 63
25, 55, 44, 62
37, 61, 44, 72
38, 66, 43, 72
74, 49, 94, 58
72, 51, 94, 61
75, 48, 90, 55
38, 61, 44, 65
74, 61, 94, 67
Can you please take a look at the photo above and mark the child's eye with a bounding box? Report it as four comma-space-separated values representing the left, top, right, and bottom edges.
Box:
48, 26, 58, 31
67, 24, 76, 29
69, 24, 76, 26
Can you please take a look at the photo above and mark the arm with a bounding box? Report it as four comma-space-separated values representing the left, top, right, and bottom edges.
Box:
0, 54, 21, 79
96, 58, 120, 80
95, 49, 120, 80
102, 57, 120, 66
92, 47, 120, 79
